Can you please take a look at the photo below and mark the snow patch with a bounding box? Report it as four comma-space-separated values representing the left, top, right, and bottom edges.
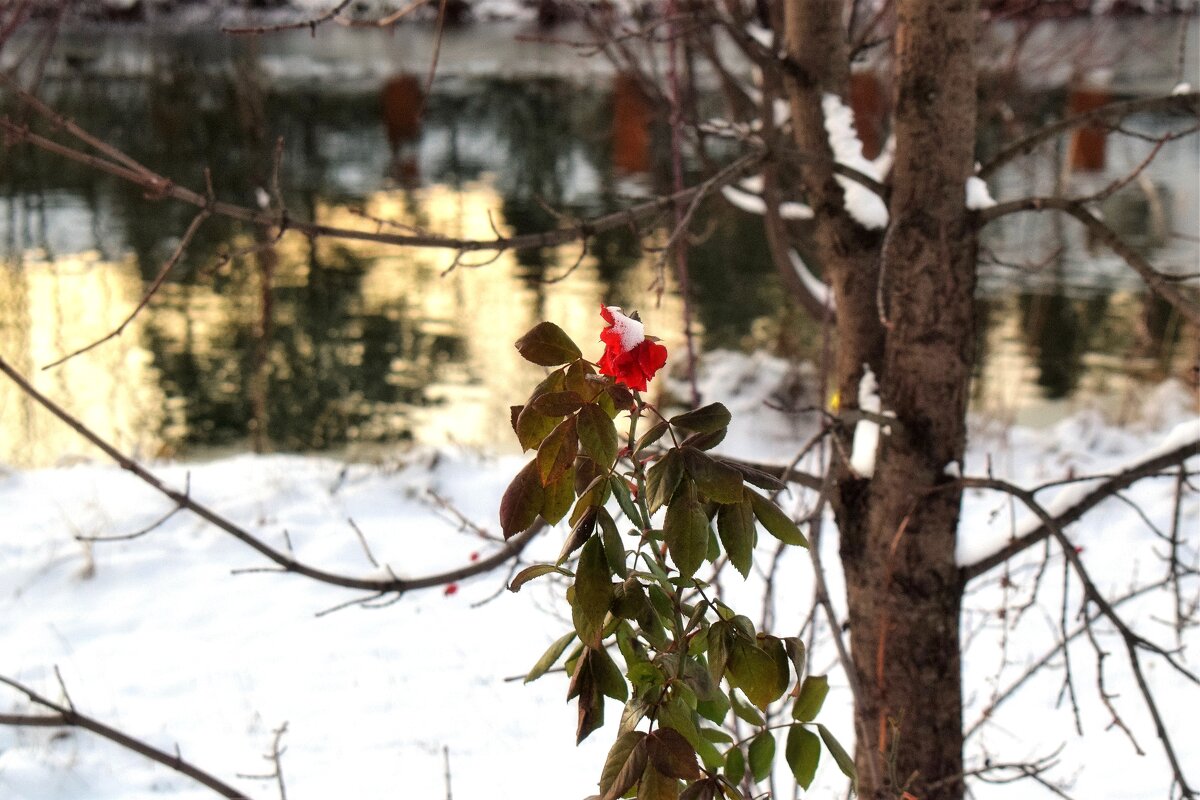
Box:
603, 306, 645, 352
822, 94, 888, 230
721, 185, 814, 220
788, 249, 834, 311
849, 365, 883, 477
966, 176, 997, 210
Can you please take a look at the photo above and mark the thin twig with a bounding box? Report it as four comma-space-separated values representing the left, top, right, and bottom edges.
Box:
41, 208, 210, 369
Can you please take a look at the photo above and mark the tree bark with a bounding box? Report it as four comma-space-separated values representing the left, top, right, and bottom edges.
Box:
783, 1, 978, 798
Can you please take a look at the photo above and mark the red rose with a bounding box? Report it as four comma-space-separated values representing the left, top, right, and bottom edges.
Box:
598, 305, 668, 392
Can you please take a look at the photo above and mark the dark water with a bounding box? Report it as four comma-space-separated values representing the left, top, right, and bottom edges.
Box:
0, 25, 1195, 467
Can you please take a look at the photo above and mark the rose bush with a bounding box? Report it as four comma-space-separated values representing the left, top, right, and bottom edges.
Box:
498, 317, 855, 799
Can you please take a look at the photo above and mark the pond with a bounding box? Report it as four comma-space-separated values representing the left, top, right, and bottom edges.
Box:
0, 18, 1196, 468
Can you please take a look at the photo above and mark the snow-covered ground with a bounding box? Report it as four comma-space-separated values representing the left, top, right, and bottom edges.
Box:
1, 352, 1197, 799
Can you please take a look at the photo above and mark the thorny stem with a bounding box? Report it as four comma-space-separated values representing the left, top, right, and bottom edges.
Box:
624, 401, 687, 671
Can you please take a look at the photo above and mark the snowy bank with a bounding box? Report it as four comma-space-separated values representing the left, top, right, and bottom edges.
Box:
2, 353, 1197, 800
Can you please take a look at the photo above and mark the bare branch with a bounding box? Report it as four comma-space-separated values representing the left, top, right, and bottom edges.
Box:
0, 91, 764, 258
979, 92, 1200, 179
961, 436, 1200, 582
0, 673, 249, 798
222, 0, 353, 35
0, 353, 546, 596
41, 207, 211, 370
978, 196, 1200, 329
986, 484, 1198, 797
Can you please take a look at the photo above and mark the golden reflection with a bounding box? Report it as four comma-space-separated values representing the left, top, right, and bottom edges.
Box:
0, 251, 169, 467
0, 179, 690, 466
324, 181, 687, 450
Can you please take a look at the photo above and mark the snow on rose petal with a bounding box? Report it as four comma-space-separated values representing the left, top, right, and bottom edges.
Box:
597, 305, 667, 392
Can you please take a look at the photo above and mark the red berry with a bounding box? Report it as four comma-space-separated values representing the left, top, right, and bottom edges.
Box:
444, 583, 459, 596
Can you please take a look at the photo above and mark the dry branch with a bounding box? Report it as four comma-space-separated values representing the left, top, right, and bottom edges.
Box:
979, 92, 1200, 179
0, 88, 763, 257
0, 354, 545, 596
0, 674, 249, 799
978, 195, 1200, 329
961, 437, 1200, 582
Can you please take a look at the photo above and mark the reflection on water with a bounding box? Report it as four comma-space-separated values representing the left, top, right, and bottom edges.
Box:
0, 32, 1196, 466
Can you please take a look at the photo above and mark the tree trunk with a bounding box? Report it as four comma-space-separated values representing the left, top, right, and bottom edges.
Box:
783, 2, 978, 798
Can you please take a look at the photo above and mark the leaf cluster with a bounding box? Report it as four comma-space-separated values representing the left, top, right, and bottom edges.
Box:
504, 323, 853, 797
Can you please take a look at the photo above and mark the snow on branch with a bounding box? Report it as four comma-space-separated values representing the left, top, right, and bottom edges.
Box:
821, 93, 889, 230
960, 418, 1200, 581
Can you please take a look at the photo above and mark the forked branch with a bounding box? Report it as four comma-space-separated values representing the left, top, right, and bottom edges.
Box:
0, 673, 249, 799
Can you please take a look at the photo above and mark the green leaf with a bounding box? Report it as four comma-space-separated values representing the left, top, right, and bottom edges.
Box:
613, 580, 649, 620
792, 675, 829, 722
782, 637, 807, 685
599, 509, 628, 579
578, 683, 605, 744
572, 535, 614, 648
746, 491, 809, 547
559, 508, 597, 563
600, 731, 648, 800
730, 463, 786, 491
672, 679, 698, 711
747, 731, 775, 783
663, 483, 710, 579
515, 321, 582, 366
659, 695, 723, 772
730, 689, 765, 726
670, 403, 731, 434
538, 415, 579, 487
571, 474, 611, 527
524, 631, 575, 682
634, 420, 670, 454
758, 636, 792, 705
533, 390, 586, 416
645, 449, 684, 515
576, 455, 604, 496
696, 689, 730, 724
579, 403, 620, 467
647, 728, 702, 781
681, 448, 744, 504
610, 475, 643, 527
565, 359, 602, 402
727, 640, 785, 710
638, 763, 682, 800
509, 563, 573, 593
516, 404, 559, 452
730, 615, 756, 640
816, 724, 857, 785
707, 621, 731, 686
699, 726, 733, 744
723, 745, 745, 784
499, 459, 544, 539
593, 645, 629, 702
619, 694, 653, 735
716, 501, 755, 579
541, 464, 576, 525
679, 778, 719, 800
784, 725, 820, 790
680, 429, 726, 452
606, 383, 636, 412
